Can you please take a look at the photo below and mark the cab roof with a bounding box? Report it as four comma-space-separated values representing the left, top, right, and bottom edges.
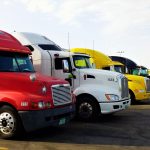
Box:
136, 65, 147, 69
12, 32, 55, 45
71, 48, 113, 68
110, 56, 137, 69
0, 30, 31, 54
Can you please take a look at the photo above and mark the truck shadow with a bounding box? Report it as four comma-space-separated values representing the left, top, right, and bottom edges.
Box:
132, 99, 150, 105
11, 109, 150, 147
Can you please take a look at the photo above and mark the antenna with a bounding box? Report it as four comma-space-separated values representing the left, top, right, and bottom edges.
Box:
117, 51, 124, 56
92, 40, 94, 58
68, 32, 70, 51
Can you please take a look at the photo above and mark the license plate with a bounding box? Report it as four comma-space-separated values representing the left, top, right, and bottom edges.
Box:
59, 118, 66, 125
125, 104, 128, 109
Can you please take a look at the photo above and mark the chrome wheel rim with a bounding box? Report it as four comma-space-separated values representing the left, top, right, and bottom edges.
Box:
79, 102, 93, 119
0, 112, 15, 135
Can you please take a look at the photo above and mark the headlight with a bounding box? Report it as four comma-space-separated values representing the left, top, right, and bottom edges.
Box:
105, 94, 119, 101
38, 101, 45, 109
31, 101, 50, 109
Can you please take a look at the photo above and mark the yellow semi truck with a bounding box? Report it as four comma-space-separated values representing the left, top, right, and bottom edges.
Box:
71, 48, 150, 104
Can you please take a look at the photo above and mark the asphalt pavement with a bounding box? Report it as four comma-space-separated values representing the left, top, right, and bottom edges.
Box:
1, 100, 150, 150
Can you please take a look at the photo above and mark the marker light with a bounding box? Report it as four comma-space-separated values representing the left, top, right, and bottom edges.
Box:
42, 86, 47, 94
31, 101, 45, 109
54, 53, 59, 57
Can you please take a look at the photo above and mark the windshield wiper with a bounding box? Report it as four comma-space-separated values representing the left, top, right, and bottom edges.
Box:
21, 69, 34, 72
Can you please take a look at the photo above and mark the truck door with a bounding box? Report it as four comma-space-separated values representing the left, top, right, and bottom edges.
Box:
54, 57, 75, 88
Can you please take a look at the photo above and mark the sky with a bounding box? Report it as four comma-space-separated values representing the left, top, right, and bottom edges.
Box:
1, 0, 150, 68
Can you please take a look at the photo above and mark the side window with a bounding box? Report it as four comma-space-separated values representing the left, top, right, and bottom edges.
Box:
0, 56, 13, 71
38, 44, 62, 51
55, 58, 63, 69
103, 67, 110, 70
0, 55, 18, 71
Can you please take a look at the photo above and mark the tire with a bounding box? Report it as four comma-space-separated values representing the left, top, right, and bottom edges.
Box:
76, 96, 100, 121
129, 90, 136, 105
0, 105, 23, 139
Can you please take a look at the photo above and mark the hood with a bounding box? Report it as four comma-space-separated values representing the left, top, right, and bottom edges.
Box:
77, 68, 123, 90
125, 74, 145, 81
35, 73, 69, 85
79, 68, 122, 78
0, 72, 69, 96
125, 74, 146, 86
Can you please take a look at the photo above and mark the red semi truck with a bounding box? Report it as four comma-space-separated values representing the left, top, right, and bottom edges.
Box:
0, 30, 75, 139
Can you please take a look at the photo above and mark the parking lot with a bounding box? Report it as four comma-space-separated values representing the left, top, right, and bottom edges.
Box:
1, 100, 150, 150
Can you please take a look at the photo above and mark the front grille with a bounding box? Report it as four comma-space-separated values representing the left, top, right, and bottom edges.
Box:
146, 79, 150, 92
52, 84, 71, 106
121, 77, 129, 98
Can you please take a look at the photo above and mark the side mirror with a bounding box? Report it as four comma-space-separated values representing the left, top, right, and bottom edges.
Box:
62, 60, 70, 73
29, 56, 33, 64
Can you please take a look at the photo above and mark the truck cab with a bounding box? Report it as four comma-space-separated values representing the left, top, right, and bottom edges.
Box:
132, 65, 149, 77
71, 48, 150, 104
0, 31, 75, 139
12, 32, 131, 121
110, 56, 150, 102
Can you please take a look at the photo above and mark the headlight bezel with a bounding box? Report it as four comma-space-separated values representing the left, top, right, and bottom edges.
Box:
105, 94, 119, 101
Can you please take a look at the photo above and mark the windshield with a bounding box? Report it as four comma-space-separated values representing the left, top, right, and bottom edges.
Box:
0, 52, 34, 72
73, 55, 93, 69
114, 65, 125, 73
132, 68, 148, 76
38, 44, 62, 51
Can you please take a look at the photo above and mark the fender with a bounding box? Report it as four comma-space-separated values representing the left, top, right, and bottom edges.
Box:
0, 91, 28, 110
73, 84, 120, 103
128, 81, 148, 100
128, 80, 145, 92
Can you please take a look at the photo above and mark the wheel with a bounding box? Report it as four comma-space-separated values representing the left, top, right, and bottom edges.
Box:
76, 96, 100, 121
0, 105, 23, 139
129, 90, 136, 105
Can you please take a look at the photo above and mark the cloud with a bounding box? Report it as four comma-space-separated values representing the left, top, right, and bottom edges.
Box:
56, 0, 96, 23
1, 0, 55, 13
3, 0, 12, 5
1, 0, 150, 68
56, 0, 150, 35
20, 0, 55, 13
1, 0, 150, 35
99, 0, 150, 34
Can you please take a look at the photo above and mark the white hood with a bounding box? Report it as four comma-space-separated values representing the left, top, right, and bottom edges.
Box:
79, 68, 123, 79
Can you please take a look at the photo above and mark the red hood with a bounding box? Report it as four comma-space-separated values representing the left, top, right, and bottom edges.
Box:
35, 73, 69, 85
0, 72, 69, 97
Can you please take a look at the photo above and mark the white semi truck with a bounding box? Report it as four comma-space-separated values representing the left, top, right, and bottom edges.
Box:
12, 32, 131, 121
